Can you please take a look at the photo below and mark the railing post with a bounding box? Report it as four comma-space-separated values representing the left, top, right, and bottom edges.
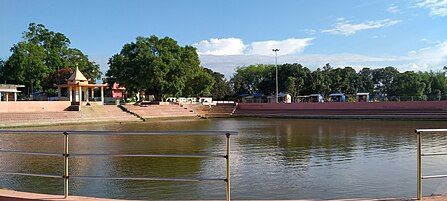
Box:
63, 131, 69, 199
417, 130, 422, 200
225, 133, 231, 201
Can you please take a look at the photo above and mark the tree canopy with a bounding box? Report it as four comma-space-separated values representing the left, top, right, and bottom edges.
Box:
231, 63, 447, 101
204, 68, 233, 100
107, 35, 222, 99
0, 23, 101, 94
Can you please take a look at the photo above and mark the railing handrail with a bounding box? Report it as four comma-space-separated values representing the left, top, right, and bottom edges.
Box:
415, 128, 447, 200
415, 129, 447, 133
0, 130, 236, 201
0, 130, 237, 136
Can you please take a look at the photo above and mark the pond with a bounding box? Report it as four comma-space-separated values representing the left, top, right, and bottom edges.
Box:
1, 118, 447, 200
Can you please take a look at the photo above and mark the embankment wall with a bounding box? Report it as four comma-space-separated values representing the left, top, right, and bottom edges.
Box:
0, 101, 70, 113
237, 101, 447, 111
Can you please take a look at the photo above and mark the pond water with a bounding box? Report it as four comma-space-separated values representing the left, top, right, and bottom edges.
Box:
1, 118, 447, 200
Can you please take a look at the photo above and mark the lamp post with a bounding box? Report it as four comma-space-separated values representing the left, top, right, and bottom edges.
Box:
272, 49, 279, 103
30, 79, 34, 101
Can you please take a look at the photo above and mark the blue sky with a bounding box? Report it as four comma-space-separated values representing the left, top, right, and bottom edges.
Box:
1, 0, 447, 77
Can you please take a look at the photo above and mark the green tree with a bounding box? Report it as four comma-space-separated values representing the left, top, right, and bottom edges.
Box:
277, 63, 311, 96
419, 71, 447, 99
1, 23, 100, 93
392, 71, 426, 100
204, 68, 233, 100
107, 35, 206, 99
231, 64, 273, 95
358, 68, 375, 93
3, 42, 47, 91
229, 63, 447, 101
372, 66, 399, 96
185, 69, 215, 97
285, 76, 298, 98
309, 67, 331, 95
0, 59, 5, 82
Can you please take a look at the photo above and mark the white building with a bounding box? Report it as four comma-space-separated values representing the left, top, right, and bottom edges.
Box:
267, 93, 292, 103
0, 84, 24, 101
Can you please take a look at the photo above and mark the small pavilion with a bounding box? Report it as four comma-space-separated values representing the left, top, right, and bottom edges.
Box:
55, 67, 107, 106
0, 84, 24, 101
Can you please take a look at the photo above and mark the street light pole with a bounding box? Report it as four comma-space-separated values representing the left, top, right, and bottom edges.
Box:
30, 79, 34, 101
272, 49, 279, 103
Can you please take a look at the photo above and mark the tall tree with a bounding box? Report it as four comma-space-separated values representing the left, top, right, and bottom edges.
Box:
0, 23, 100, 93
107, 35, 208, 99
231, 64, 273, 95
3, 42, 47, 91
392, 71, 426, 100
372, 66, 399, 96
0, 59, 5, 83
277, 63, 311, 97
204, 68, 233, 100
184, 69, 215, 97
309, 67, 331, 95
358, 68, 375, 93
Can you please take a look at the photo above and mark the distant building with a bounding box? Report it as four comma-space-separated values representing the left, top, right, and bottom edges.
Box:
356, 92, 370, 102
309, 94, 324, 102
329, 93, 346, 102
295, 95, 310, 103
186, 97, 197, 103
166, 97, 177, 102
177, 97, 187, 103
267, 93, 292, 103
178, 97, 197, 104
111, 82, 126, 99
0, 84, 24, 102
241, 93, 265, 103
198, 97, 213, 105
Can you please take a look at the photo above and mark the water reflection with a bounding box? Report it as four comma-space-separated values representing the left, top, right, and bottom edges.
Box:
1, 118, 447, 199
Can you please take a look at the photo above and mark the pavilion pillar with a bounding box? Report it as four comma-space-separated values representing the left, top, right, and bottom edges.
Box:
86, 87, 89, 103
75, 87, 79, 102
14, 92, 17, 101
5, 93, 8, 102
0, 92, 2, 102
91, 88, 94, 101
101, 87, 104, 104
58, 87, 61, 99
68, 87, 72, 102
79, 86, 82, 105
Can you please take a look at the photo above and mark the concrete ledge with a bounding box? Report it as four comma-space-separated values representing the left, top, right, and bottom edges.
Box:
0, 189, 135, 201
1, 188, 447, 201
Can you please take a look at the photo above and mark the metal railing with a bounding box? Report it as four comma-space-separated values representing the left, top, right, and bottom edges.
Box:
416, 129, 447, 200
0, 130, 237, 201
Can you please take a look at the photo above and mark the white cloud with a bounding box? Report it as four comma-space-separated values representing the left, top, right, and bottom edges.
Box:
416, 0, 447, 16
199, 40, 447, 77
194, 37, 313, 56
387, 5, 400, 13
193, 38, 245, 55
304, 29, 317, 35
371, 35, 386, 39
322, 19, 400, 36
246, 38, 313, 56
410, 41, 447, 67
199, 53, 407, 77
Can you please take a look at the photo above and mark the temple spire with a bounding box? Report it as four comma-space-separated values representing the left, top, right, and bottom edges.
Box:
68, 66, 87, 82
